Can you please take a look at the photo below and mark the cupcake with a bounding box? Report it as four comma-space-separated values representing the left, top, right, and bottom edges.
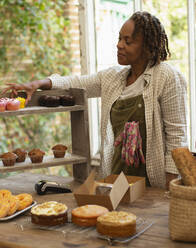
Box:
38, 95, 60, 107
28, 149, 45, 163
13, 148, 27, 163
52, 144, 67, 158
15, 97, 26, 108
38, 95, 47, 106
60, 95, 75, 106
0, 152, 17, 166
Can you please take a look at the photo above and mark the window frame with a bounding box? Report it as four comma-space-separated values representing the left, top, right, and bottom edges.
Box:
187, 0, 196, 152
78, 0, 139, 158
78, 0, 196, 157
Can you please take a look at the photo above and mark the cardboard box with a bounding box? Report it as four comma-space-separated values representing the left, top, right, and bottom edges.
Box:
74, 170, 145, 210
99, 174, 145, 204
73, 170, 130, 210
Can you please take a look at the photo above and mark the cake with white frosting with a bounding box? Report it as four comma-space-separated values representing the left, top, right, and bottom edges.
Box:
96, 211, 136, 237
31, 201, 68, 226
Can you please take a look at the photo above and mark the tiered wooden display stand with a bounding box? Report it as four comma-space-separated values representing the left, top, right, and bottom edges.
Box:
0, 88, 90, 182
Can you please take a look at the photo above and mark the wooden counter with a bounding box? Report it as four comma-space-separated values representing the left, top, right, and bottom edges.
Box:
0, 173, 195, 248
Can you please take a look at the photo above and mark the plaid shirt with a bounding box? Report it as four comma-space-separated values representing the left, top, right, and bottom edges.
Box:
49, 62, 188, 188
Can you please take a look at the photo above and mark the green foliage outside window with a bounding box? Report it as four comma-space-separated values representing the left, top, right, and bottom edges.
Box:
142, 0, 188, 79
0, 0, 71, 83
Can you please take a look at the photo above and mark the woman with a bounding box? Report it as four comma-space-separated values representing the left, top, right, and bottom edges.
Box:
1, 11, 187, 189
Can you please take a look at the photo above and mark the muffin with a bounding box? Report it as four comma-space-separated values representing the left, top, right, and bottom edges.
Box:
0, 152, 17, 166
38, 95, 60, 107
28, 149, 45, 163
13, 148, 27, 162
52, 144, 67, 158
60, 95, 75, 106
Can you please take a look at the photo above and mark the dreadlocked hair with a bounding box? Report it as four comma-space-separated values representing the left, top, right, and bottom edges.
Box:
130, 11, 171, 67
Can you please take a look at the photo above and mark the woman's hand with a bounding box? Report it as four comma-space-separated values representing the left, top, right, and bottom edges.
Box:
166, 173, 178, 190
0, 79, 52, 105
1, 82, 38, 105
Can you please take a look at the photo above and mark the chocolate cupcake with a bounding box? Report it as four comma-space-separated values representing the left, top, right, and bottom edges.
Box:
0, 152, 17, 166
38, 95, 47, 106
38, 95, 60, 107
60, 95, 75, 106
28, 149, 45, 163
52, 144, 67, 158
13, 148, 27, 163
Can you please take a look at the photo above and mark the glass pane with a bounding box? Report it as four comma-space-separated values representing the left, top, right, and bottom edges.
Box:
142, 1, 188, 82
142, 0, 191, 148
95, 0, 134, 70
91, 0, 134, 156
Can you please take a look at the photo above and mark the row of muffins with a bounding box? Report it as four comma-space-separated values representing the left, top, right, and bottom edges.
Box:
0, 144, 67, 167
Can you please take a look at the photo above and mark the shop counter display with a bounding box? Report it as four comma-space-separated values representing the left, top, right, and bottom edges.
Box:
0, 172, 192, 248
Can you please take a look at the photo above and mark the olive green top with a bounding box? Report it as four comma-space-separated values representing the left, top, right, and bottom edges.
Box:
110, 94, 150, 185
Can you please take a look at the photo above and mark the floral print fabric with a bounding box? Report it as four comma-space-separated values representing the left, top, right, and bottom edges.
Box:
114, 121, 145, 167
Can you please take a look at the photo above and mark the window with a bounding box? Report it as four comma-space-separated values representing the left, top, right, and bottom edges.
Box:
79, 0, 196, 159
142, 1, 191, 148
187, 0, 196, 152
90, 0, 134, 157
95, 0, 134, 70
79, 0, 134, 158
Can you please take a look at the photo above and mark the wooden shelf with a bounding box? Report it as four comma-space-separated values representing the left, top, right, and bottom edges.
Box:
0, 88, 91, 182
0, 154, 87, 172
0, 105, 85, 117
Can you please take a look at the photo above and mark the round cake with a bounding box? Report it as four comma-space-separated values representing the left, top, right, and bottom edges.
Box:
96, 211, 137, 237
71, 204, 109, 227
31, 201, 68, 226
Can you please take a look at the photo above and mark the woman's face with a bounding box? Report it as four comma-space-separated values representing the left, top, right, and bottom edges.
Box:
117, 19, 145, 66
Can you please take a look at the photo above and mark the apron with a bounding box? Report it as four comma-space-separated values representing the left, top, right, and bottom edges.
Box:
110, 94, 150, 186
